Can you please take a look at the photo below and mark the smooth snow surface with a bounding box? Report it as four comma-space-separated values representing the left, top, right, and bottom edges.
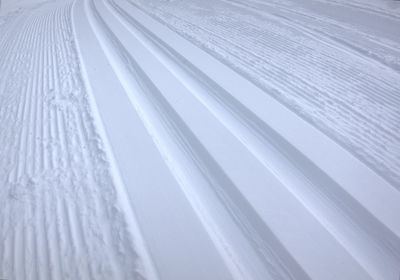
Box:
0, 0, 399, 279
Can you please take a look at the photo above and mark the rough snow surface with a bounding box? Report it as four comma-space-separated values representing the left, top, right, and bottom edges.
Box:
0, 0, 400, 280
0, 1, 152, 279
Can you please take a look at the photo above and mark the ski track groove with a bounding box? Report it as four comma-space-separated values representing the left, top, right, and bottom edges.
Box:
85, 1, 294, 279
136, 6, 400, 114
1, 0, 400, 279
129, 0, 400, 187
88, 1, 364, 279
125, 0, 398, 239
107, 0, 400, 274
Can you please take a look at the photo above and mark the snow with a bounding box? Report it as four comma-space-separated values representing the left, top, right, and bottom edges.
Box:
0, 0, 400, 279
0, 0, 47, 14
129, 0, 400, 188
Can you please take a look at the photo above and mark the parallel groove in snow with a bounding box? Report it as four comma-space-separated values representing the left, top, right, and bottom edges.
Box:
81, 0, 400, 279
2, 0, 400, 279
85, 2, 280, 279
104, 2, 400, 278
313, 0, 400, 20
128, 0, 400, 188
0, 2, 152, 279
223, 0, 400, 74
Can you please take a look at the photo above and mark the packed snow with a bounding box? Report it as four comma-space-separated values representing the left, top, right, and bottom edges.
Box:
1, 0, 399, 279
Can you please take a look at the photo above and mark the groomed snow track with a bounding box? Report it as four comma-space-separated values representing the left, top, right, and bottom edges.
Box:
0, 1, 155, 279
0, 0, 399, 279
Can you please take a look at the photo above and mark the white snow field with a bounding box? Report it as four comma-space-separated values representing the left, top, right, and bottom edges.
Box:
0, 0, 399, 279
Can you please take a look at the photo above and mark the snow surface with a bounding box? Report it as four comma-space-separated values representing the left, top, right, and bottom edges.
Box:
130, 0, 400, 188
0, 0, 400, 279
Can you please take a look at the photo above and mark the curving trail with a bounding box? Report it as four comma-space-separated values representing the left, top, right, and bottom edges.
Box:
1, 0, 400, 279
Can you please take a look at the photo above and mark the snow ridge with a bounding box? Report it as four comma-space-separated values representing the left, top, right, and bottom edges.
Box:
0, 2, 150, 279
129, 0, 400, 188
1, 0, 400, 279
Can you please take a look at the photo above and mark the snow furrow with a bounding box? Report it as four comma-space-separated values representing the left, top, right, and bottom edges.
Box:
313, 0, 400, 20
80, 0, 400, 279
97, 1, 400, 279
128, 0, 400, 188
224, 0, 400, 73
0, 1, 153, 279
108, 0, 400, 274
85, 2, 276, 279
2, 0, 400, 279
